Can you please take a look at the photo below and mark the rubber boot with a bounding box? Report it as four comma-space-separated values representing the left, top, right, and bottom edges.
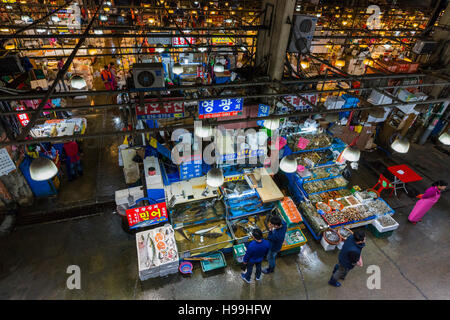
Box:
328, 275, 341, 287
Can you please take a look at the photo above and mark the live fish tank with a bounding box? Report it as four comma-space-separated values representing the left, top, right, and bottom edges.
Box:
170, 197, 226, 228
227, 211, 277, 244
174, 219, 234, 258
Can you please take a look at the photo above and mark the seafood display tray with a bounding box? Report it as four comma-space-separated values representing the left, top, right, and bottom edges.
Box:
281, 227, 307, 251
305, 186, 346, 196
299, 173, 343, 184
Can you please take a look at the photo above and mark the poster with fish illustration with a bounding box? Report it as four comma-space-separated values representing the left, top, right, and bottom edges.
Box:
126, 202, 168, 229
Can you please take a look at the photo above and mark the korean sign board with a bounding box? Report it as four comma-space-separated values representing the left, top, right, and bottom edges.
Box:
147, 32, 172, 45
212, 35, 234, 46
220, 148, 265, 162
136, 100, 185, 120
126, 202, 168, 229
198, 98, 244, 119
15, 105, 30, 127
283, 94, 318, 111
172, 36, 195, 47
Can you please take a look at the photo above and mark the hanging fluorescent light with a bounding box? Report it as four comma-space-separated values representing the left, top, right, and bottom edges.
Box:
94, 29, 103, 35
173, 63, 183, 75
280, 155, 298, 173
263, 119, 279, 130
342, 146, 361, 161
391, 138, 410, 153
105, 1, 112, 5
70, 76, 87, 90
194, 125, 213, 138
213, 62, 224, 72
206, 168, 224, 187
36, 28, 46, 33
438, 132, 450, 145
29, 158, 58, 181
0, 28, 9, 32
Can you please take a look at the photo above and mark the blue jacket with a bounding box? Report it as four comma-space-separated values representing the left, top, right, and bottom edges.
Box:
338, 235, 365, 270
243, 239, 270, 264
267, 221, 287, 252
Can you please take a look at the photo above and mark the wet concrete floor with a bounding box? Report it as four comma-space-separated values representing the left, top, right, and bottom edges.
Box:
0, 143, 449, 300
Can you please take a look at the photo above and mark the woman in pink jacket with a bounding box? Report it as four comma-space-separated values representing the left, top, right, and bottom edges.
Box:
408, 180, 447, 225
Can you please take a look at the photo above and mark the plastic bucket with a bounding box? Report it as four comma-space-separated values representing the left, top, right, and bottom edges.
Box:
179, 261, 193, 275
322, 230, 340, 245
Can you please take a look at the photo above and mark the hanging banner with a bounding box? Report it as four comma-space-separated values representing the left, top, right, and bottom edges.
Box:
198, 98, 244, 119
147, 32, 172, 45
136, 99, 185, 119
126, 202, 168, 229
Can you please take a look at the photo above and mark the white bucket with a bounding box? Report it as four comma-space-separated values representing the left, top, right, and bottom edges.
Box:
320, 236, 336, 251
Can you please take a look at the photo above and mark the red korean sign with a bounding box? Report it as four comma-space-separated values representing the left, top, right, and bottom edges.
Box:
126, 202, 168, 229
136, 100, 185, 120
172, 36, 195, 47
15, 105, 30, 127
283, 94, 317, 110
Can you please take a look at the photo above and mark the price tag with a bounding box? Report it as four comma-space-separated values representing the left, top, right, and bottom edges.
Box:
297, 137, 310, 149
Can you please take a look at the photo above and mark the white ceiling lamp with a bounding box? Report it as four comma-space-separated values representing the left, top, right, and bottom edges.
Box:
342, 146, 361, 161
198, 46, 207, 52
70, 76, 87, 90
194, 125, 213, 138
51, 15, 60, 23
30, 158, 58, 181
438, 132, 450, 145
173, 63, 183, 75
36, 28, 46, 33
213, 62, 224, 72
263, 118, 279, 130
105, 1, 112, 5
99, 14, 108, 21
156, 44, 165, 53
280, 155, 298, 173
94, 29, 103, 34
206, 168, 224, 187
21, 15, 31, 22
391, 137, 410, 153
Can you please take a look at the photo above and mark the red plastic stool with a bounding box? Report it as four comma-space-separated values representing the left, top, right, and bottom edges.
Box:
368, 174, 394, 197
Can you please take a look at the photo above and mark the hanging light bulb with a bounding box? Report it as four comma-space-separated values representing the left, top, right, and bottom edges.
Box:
342, 20, 348, 26
88, 47, 98, 55
194, 124, 213, 138
206, 168, 224, 187
438, 132, 450, 145
300, 60, 310, 69
335, 59, 345, 67
103, 6, 110, 12
325, 41, 333, 49
71, 75, 87, 90
342, 146, 361, 162
4, 41, 16, 50
99, 14, 108, 21
391, 137, 410, 153
156, 46, 165, 53
383, 41, 392, 49
360, 43, 368, 48
213, 62, 224, 72
29, 158, 58, 181
105, 1, 112, 5
94, 29, 103, 34
316, 13, 321, 17
6, 5, 12, 10
173, 63, 183, 75
263, 119, 279, 130
148, 18, 155, 23
280, 155, 298, 173
198, 46, 207, 52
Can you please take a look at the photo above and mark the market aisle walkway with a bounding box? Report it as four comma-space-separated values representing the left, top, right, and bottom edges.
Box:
1, 144, 449, 299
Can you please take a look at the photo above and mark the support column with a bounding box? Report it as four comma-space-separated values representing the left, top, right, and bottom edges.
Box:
255, 0, 295, 81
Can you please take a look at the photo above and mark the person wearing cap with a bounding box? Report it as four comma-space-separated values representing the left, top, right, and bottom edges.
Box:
241, 228, 270, 283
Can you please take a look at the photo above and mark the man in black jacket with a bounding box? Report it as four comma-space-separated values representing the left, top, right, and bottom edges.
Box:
329, 229, 366, 287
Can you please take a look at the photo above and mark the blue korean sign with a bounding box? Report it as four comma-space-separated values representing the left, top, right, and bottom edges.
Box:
257, 104, 270, 126
198, 98, 244, 119
220, 149, 266, 162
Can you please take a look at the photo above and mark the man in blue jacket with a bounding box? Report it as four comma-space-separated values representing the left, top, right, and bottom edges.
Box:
241, 229, 270, 283
262, 215, 287, 274
329, 229, 366, 287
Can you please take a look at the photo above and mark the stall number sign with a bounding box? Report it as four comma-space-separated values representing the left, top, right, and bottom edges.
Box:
284, 94, 317, 110
126, 202, 168, 229
257, 104, 270, 126
172, 37, 195, 47
15, 105, 30, 127
198, 98, 243, 119
136, 101, 184, 119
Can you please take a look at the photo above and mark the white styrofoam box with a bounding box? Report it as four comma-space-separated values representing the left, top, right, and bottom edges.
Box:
320, 236, 336, 251
372, 216, 399, 233
367, 90, 393, 105
324, 96, 345, 110
115, 187, 144, 205
336, 241, 344, 250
